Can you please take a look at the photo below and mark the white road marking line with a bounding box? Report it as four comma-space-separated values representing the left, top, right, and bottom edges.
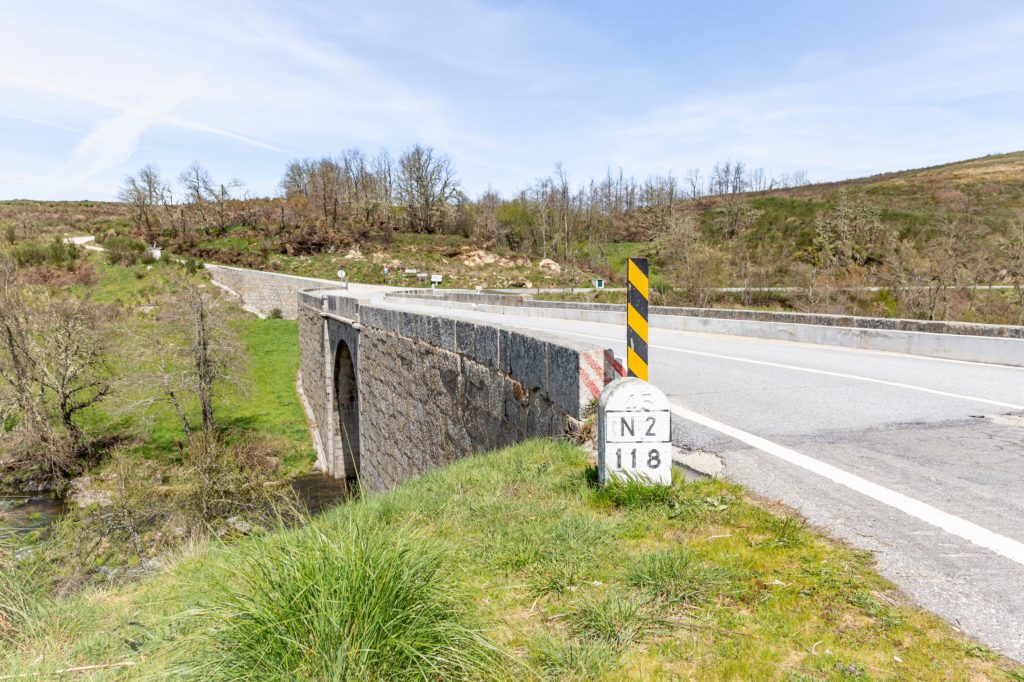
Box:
669, 401, 1024, 566
657, 345, 1024, 411
473, 320, 1024, 411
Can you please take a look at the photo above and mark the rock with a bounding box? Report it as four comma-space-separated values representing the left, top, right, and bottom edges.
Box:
344, 248, 364, 260
226, 516, 253, 535
538, 258, 561, 274
461, 249, 502, 268
14, 547, 34, 562
24, 479, 55, 494
67, 476, 113, 508
140, 558, 162, 572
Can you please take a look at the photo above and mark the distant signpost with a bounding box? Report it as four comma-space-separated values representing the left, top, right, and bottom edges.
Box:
598, 377, 672, 485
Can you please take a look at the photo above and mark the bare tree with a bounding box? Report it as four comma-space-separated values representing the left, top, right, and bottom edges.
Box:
397, 145, 460, 233
164, 276, 241, 434
178, 279, 229, 432
0, 257, 114, 479
656, 211, 723, 306
685, 168, 705, 199
179, 162, 241, 235
118, 165, 169, 243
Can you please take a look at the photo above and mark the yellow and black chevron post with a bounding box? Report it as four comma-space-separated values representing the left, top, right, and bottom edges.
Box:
626, 257, 649, 381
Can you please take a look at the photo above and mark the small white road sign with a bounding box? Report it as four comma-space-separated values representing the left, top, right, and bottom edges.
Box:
598, 377, 672, 485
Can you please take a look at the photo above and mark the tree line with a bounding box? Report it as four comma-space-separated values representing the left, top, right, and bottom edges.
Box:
115, 146, 1024, 325
118, 145, 809, 259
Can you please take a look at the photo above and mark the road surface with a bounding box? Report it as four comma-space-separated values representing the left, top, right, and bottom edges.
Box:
385, 297, 1024, 661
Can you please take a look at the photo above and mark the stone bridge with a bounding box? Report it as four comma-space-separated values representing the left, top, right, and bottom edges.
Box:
296, 289, 620, 491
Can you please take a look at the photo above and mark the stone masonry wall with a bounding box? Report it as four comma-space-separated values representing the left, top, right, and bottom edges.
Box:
297, 294, 329, 471
298, 290, 618, 492
208, 265, 337, 319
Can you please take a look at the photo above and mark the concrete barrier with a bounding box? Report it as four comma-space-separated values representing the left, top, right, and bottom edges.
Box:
386, 290, 1024, 367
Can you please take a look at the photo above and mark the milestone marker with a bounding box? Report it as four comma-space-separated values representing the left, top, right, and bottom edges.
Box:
598, 377, 672, 485
626, 257, 649, 381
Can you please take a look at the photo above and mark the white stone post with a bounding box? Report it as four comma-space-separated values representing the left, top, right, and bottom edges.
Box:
598, 377, 673, 485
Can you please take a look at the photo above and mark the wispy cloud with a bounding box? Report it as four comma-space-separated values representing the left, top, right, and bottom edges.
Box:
1, 1, 1023, 199
602, 14, 1024, 181
54, 77, 196, 190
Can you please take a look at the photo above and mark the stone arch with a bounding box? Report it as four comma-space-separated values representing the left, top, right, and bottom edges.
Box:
333, 340, 360, 479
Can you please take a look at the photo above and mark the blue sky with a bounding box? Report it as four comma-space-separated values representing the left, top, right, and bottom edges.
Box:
2, 0, 1023, 200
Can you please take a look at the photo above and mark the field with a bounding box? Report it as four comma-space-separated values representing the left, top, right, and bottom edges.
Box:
57, 254, 316, 474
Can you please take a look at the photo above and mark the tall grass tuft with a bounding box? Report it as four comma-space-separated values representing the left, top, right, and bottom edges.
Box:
627, 547, 741, 606
180, 517, 514, 681
567, 590, 666, 648
591, 468, 679, 510
0, 543, 51, 645
529, 630, 621, 680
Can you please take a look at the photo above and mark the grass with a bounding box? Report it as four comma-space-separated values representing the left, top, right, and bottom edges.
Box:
1, 439, 1021, 679
180, 519, 513, 681
216, 318, 315, 472
63, 253, 315, 474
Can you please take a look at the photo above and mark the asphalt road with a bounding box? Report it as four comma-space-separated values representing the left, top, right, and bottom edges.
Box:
386, 298, 1024, 661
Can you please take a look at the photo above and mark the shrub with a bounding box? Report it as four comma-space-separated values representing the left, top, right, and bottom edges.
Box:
268, 308, 283, 319
184, 519, 512, 680
182, 432, 298, 528
11, 237, 78, 270
103, 235, 146, 266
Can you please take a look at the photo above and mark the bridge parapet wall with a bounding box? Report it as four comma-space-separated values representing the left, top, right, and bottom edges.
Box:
298, 291, 618, 491
208, 264, 338, 319
386, 290, 1024, 366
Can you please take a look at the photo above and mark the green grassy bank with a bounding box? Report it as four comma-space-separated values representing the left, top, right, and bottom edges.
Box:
2, 440, 1019, 680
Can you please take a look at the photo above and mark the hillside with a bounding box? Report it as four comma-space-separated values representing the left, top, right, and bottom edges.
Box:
3, 150, 1023, 324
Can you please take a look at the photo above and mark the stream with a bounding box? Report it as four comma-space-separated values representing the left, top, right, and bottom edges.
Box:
0, 495, 64, 540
